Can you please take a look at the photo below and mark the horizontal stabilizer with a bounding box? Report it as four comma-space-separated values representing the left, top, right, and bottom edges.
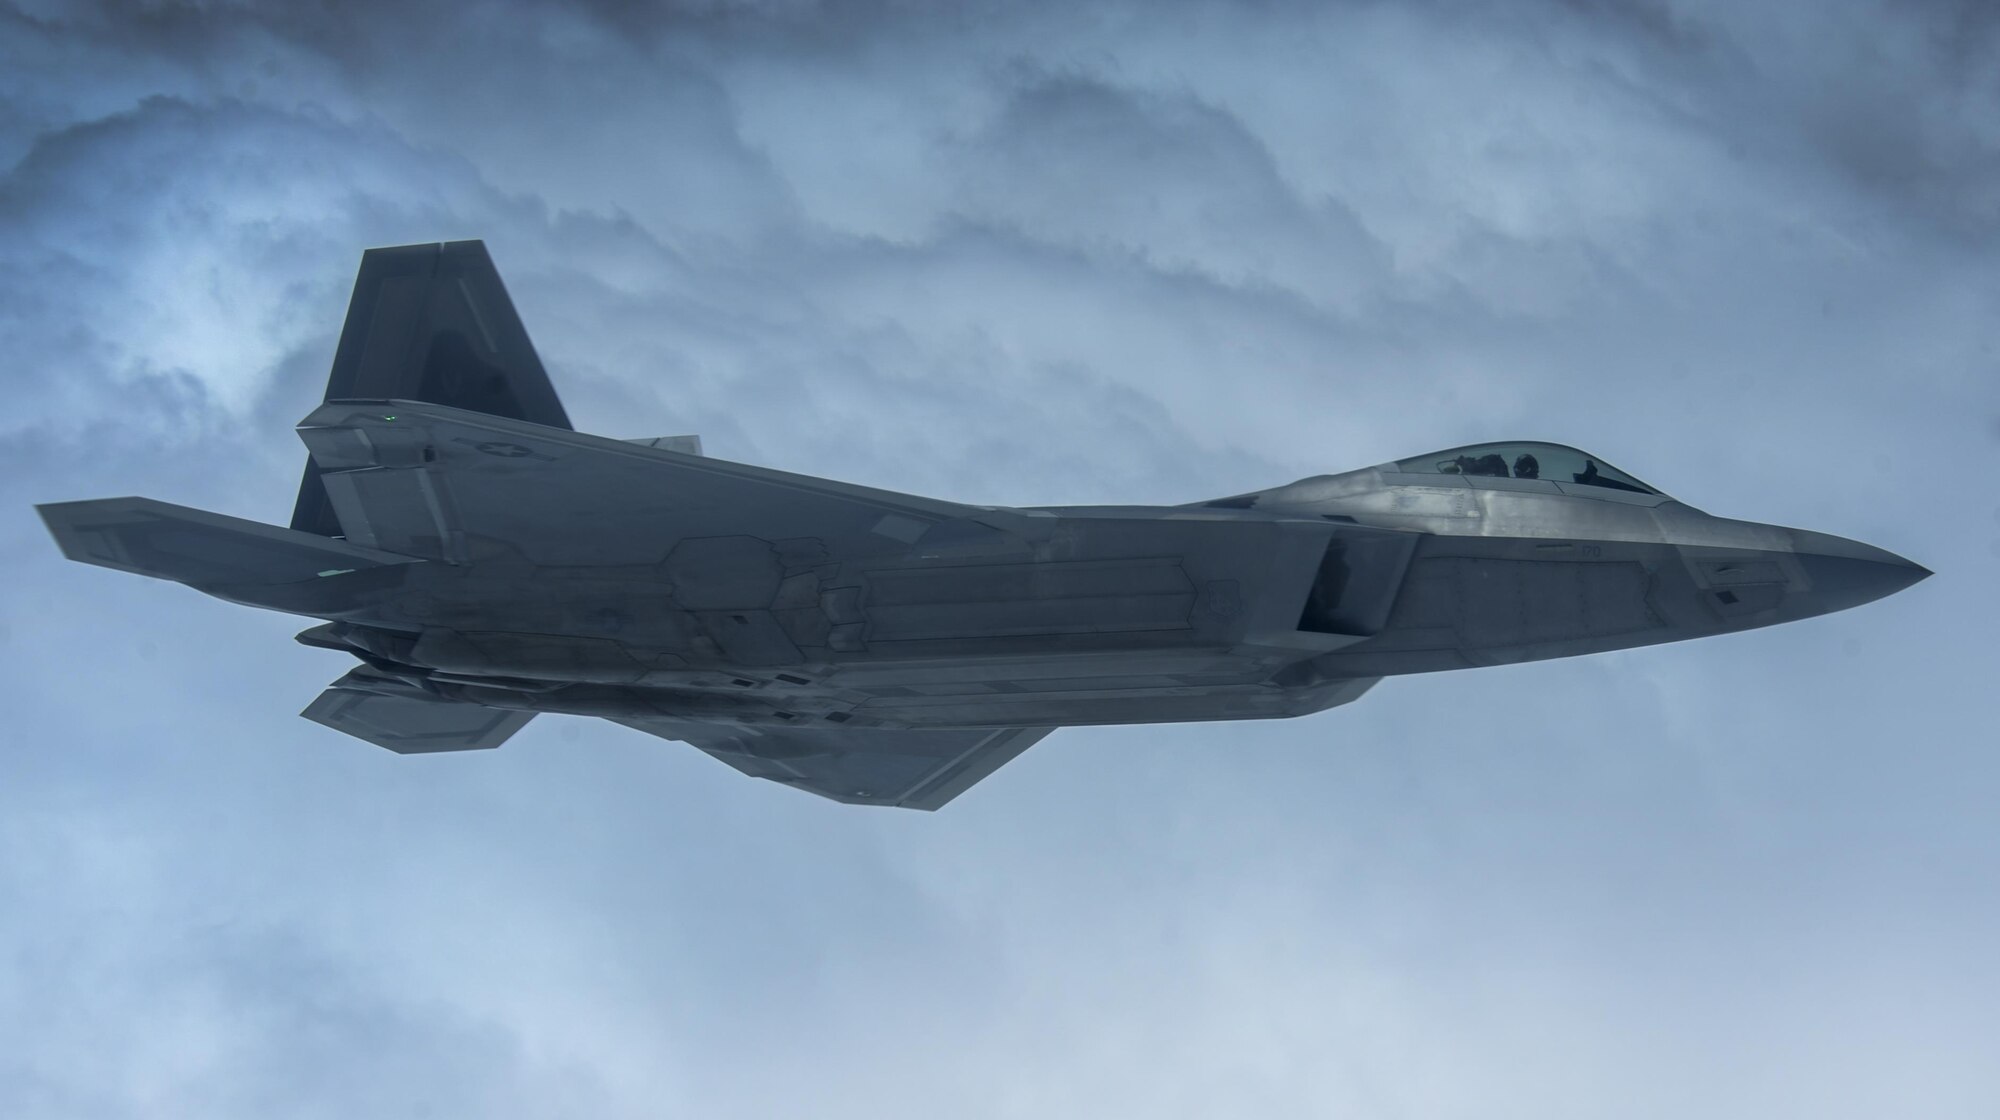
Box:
303, 682, 534, 754
293, 240, 572, 538
39, 497, 419, 587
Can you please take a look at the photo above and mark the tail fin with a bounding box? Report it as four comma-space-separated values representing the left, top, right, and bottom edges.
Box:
291, 241, 572, 538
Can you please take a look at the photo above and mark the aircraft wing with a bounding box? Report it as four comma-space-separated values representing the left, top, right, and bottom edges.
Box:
303, 669, 535, 753
611, 718, 1054, 810
295, 398, 982, 565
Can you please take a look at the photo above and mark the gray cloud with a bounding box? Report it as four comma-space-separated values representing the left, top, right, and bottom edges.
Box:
3, 1, 1996, 1117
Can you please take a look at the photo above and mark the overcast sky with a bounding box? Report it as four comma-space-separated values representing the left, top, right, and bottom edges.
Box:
2, 1, 1996, 1117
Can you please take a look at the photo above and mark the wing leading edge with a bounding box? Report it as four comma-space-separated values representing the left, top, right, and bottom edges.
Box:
612, 719, 1055, 810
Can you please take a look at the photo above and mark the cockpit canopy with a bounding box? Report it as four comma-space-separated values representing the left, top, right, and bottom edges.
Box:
1390, 442, 1661, 496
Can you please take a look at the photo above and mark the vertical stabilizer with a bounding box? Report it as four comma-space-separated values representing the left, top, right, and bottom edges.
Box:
291, 241, 572, 537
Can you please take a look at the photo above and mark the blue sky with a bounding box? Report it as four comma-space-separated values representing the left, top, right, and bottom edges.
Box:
2, 2, 1995, 1117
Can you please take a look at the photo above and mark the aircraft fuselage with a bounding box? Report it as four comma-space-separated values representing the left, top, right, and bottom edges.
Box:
217, 445, 1926, 734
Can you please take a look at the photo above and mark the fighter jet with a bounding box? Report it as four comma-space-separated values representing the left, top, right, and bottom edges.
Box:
38, 242, 1929, 809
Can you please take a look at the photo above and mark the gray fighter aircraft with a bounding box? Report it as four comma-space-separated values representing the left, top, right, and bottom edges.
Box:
39, 242, 1929, 809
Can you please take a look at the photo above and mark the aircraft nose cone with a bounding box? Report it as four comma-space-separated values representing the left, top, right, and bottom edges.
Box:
1787, 529, 1931, 615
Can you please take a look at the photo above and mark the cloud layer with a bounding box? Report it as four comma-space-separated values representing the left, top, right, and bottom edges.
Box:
3, 2, 1996, 1117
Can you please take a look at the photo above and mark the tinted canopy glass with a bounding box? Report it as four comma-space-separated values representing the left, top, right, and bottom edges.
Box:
1391, 442, 1660, 495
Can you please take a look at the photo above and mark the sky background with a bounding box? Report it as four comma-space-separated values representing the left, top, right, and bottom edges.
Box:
2, 1, 1996, 1116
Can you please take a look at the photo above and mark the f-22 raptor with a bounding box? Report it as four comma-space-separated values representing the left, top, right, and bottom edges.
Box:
39, 242, 1929, 809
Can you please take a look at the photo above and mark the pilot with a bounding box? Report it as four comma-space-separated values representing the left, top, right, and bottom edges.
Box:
1576, 459, 1602, 485
1513, 453, 1539, 479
